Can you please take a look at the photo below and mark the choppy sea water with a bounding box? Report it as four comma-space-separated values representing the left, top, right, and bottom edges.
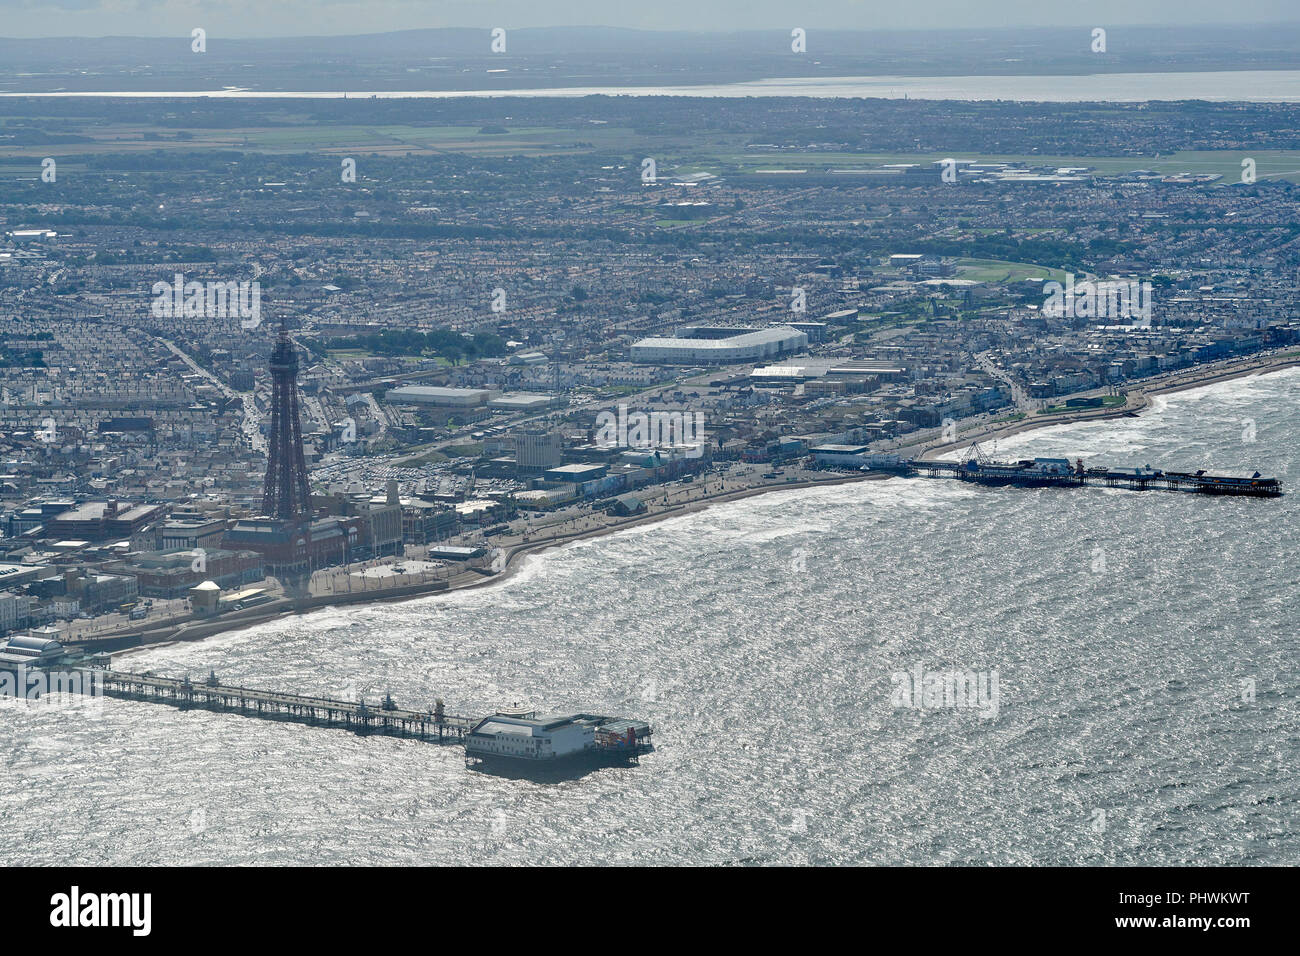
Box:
3, 368, 1297, 865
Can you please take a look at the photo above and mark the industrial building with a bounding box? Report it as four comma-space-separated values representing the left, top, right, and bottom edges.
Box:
5, 229, 58, 242
750, 359, 908, 385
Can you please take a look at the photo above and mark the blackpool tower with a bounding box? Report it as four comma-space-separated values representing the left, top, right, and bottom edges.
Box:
224, 316, 347, 593
260, 316, 312, 520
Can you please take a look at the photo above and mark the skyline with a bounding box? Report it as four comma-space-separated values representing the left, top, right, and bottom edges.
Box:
4, 1, 1300, 39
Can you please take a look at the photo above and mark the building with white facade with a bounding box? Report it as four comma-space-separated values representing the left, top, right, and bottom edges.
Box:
383, 386, 497, 407
0, 591, 33, 634
630, 326, 808, 364
465, 713, 596, 761
514, 427, 563, 472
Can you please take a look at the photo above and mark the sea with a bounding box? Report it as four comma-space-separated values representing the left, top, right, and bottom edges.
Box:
6, 70, 1300, 101
2, 367, 1297, 865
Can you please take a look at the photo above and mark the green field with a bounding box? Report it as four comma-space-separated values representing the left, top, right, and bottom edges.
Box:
239, 124, 581, 155
4, 113, 1300, 183
952, 257, 1067, 283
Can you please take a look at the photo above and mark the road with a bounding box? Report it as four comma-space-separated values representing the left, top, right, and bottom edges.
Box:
159, 336, 266, 454
975, 349, 1038, 413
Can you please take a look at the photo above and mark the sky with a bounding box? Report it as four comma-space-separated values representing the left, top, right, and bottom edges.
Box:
3, 0, 1298, 39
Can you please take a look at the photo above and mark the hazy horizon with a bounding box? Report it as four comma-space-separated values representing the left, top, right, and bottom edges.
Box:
3, 1, 1299, 39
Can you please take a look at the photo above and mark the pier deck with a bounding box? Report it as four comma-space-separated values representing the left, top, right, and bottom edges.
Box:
83, 669, 476, 743
906, 456, 1281, 497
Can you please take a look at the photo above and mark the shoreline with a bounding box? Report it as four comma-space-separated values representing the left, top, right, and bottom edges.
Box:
111, 469, 884, 659
912, 350, 1300, 461
110, 349, 1299, 659
8, 69, 1300, 104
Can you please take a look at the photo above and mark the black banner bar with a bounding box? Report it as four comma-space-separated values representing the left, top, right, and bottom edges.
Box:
3, 866, 1282, 942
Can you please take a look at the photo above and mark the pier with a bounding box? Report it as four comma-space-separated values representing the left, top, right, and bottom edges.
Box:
50, 665, 652, 768
907, 446, 1282, 498
83, 668, 476, 744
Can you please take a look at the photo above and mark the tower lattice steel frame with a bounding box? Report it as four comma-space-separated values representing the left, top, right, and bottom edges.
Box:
261, 318, 312, 520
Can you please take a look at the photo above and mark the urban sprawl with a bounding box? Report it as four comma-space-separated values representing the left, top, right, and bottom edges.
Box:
0, 95, 1297, 649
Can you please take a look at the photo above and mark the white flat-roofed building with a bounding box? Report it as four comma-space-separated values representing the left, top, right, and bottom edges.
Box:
426, 545, 486, 561
384, 386, 496, 407
543, 462, 607, 483
487, 393, 554, 412
811, 444, 872, 467
630, 326, 807, 364
751, 363, 827, 383
0, 564, 46, 589
466, 713, 596, 761
507, 351, 548, 366
889, 253, 927, 266
515, 485, 577, 507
